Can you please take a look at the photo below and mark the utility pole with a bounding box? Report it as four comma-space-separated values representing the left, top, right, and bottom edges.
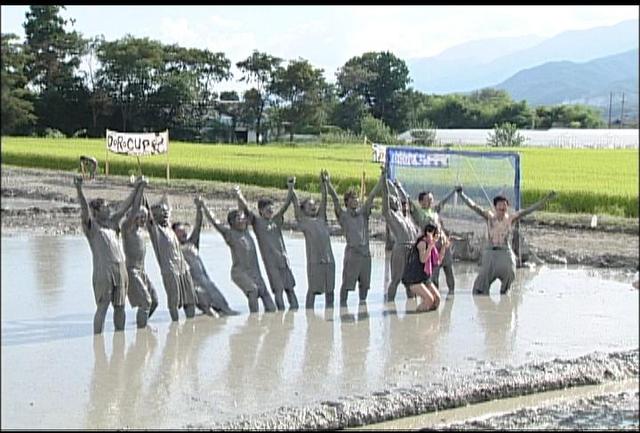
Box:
620, 92, 625, 128
608, 92, 612, 128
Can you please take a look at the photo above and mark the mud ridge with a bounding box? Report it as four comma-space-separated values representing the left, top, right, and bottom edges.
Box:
200, 349, 639, 430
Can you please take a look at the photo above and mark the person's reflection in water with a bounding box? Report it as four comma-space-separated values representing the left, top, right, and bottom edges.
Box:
253, 310, 294, 397
224, 314, 268, 411
381, 298, 420, 381
439, 293, 455, 337
86, 330, 158, 429
300, 309, 336, 396
338, 302, 371, 396
86, 333, 116, 428
144, 319, 209, 427
400, 298, 442, 372
32, 236, 64, 299
472, 289, 522, 360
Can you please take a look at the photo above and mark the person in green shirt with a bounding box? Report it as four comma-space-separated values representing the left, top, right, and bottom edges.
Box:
402, 188, 457, 293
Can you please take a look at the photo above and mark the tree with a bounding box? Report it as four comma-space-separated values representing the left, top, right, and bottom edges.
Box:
534, 104, 605, 129
270, 58, 327, 142
1, 33, 36, 135
23, 6, 84, 92
336, 51, 410, 131
23, 5, 88, 135
84, 35, 113, 136
236, 51, 281, 144
330, 94, 367, 133
97, 36, 165, 131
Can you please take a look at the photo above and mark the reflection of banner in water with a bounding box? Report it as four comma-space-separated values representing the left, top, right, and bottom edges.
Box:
106, 129, 169, 155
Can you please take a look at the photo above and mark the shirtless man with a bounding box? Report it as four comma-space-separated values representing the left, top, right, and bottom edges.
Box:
380, 172, 420, 302
457, 187, 557, 295
326, 169, 383, 306
74, 175, 146, 334
122, 199, 159, 328
200, 200, 276, 313
145, 195, 197, 321
234, 185, 298, 310
289, 173, 336, 310
173, 197, 239, 317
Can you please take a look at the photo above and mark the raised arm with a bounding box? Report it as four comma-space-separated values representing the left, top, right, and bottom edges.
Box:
288, 177, 303, 221
200, 200, 230, 237
74, 175, 91, 229
435, 187, 457, 212
121, 209, 136, 232
513, 191, 557, 222
273, 188, 293, 222
394, 180, 415, 211
123, 177, 146, 230
387, 179, 401, 201
142, 194, 159, 244
457, 187, 490, 220
319, 170, 329, 222
363, 169, 384, 212
382, 178, 391, 217
188, 197, 205, 249
324, 172, 342, 219
233, 185, 256, 224
111, 177, 147, 224
395, 181, 420, 217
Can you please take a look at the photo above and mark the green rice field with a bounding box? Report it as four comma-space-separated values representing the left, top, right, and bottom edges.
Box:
1, 137, 638, 217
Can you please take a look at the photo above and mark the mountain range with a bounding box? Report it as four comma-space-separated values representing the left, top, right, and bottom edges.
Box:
408, 18, 639, 115
494, 48, 638, 108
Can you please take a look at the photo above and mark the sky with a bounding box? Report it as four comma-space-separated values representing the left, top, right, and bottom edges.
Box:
2, 5, 638, 93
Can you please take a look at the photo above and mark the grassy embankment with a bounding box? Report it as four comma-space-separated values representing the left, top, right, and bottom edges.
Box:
1, 137, 638, 217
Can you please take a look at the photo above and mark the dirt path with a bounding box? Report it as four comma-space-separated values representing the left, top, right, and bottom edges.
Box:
2, 165, 638, 271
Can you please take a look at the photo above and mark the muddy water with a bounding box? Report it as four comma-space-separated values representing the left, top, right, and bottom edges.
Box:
1, 234, 638, 429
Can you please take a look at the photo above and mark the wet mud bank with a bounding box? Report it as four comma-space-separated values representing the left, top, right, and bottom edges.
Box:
435, 390, 639, 430
205, 349, 638, 430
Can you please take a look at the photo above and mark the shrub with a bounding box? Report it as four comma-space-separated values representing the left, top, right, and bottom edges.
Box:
409, 120, 438, 146
487, 123, 525, 147
360, 114, 395, 144
42, 128, 66, 139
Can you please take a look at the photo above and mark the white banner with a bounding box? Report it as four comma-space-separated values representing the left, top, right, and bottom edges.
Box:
106, 129, 169, 155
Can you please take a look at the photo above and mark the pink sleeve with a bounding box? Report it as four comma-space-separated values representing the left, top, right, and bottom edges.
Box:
423, 244, 439, 276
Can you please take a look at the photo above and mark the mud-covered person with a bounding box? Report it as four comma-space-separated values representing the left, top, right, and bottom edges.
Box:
172, 196, 239, 317
380, 171, 420, 302
121, 195, 159, 328
457, 186, 556, 295
289, 172, 336, 310
234, 185, 298, 311
325, 169, 384, 306
74, 175, 146, 334
200, 200, 276, 314
145, 195, 198, 321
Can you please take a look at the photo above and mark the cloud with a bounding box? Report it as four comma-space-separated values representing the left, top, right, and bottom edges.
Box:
209, 14, 241, 29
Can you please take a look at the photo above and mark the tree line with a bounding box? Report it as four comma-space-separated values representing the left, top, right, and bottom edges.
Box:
1, 6, 606, 143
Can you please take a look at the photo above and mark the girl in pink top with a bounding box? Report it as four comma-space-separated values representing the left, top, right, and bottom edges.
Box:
402, 223, 448, 312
